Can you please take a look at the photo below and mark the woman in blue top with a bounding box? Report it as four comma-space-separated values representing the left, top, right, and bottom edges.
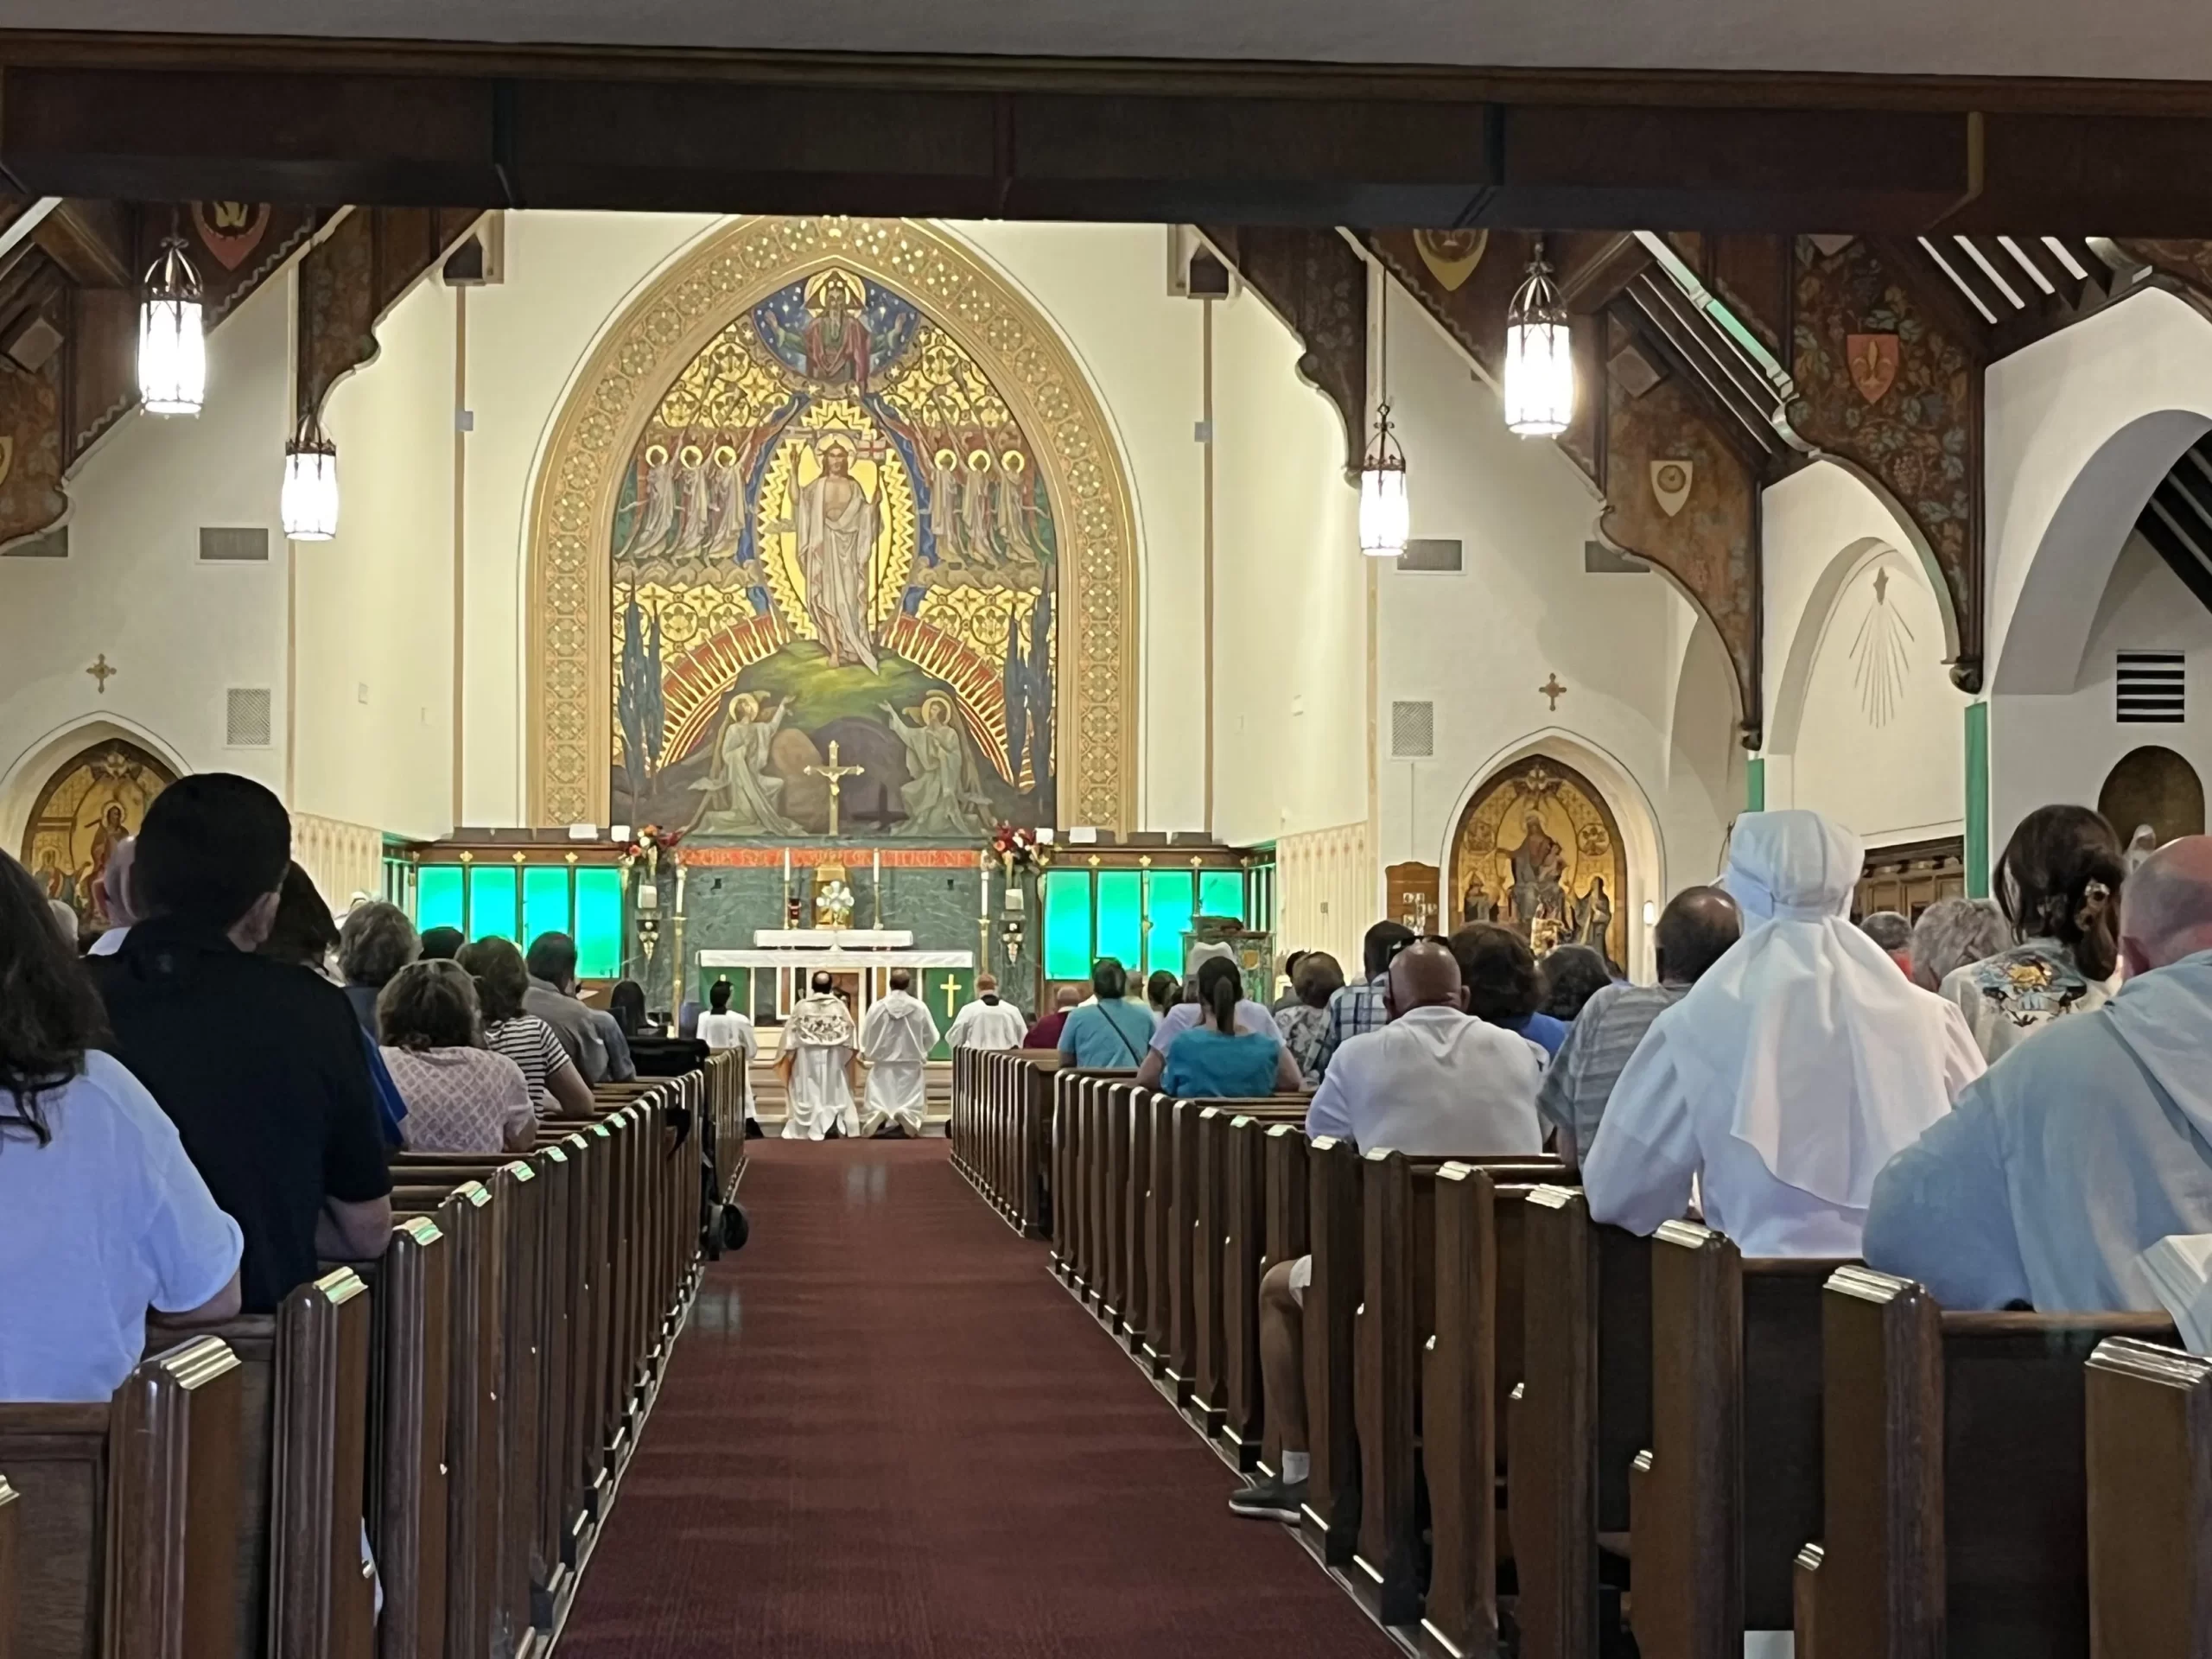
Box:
1058, 957, 1160, 1068
1163, 957, 1291, 1098
1452, 922, 1569, 1058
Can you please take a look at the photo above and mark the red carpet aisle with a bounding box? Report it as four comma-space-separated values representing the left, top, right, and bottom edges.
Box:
556, 1138, 1394, 1659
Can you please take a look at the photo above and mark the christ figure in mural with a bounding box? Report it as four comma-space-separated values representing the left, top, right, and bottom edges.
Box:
791, 441, 881, 671
801, 273, 870, 390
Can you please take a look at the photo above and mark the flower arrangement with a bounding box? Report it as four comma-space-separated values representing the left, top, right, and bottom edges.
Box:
990, 823, 1041, 875
622, 823, 684, 880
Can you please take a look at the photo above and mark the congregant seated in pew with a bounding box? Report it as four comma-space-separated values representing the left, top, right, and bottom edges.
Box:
86, 774, 393, 1311
1866, 836, 2212, 1310
377, 959, 539, 1154
0, 849, 244, 1401
1582, 809, 1984, 1256
1141, 939, 1312, 1090
1229, 939, 1544, 1523
1448, 922, 1569, 1058
460, 936, 599, 1117
1535, 885, 1740, 1169
1054, 956, 1160, 1066
1163, 956, 1303, 1098
1272, 950, 1341, 1086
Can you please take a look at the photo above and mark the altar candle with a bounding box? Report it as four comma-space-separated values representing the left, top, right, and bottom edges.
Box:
782, 847, 791, 905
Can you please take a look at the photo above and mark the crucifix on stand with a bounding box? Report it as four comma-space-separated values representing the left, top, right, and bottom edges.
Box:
804, 741, 865, 837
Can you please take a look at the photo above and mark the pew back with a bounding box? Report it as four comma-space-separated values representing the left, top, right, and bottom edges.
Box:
2086, 1337, 2212, 1659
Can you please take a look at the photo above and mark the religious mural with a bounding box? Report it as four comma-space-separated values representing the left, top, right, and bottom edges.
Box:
1450, 756, 1628, 971
609, 264, 1058, 840
17, 739, 175, 928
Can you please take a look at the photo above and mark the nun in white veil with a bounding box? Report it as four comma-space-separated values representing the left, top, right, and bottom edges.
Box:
1582, 810, 1985, 1256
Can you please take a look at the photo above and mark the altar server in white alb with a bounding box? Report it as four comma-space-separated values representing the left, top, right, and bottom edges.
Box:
945, 974, 1030, 1052
859, 968, 941, 1138
778, 972, 861, 1140
696, 978, 761, 1130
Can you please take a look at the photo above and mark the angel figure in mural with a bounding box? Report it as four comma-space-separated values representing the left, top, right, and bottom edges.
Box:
690, 693, 799, 835
1507, 812, 1568, 927
882, 695, 993, 836
619, 442, 678, 563
785, 440, 881, 671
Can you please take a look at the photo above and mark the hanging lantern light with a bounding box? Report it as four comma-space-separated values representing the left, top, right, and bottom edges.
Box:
137, 232, 206, 416
281, 416, 340, 541
1503, 235, 1574, 437
1358, 284, 1409, 558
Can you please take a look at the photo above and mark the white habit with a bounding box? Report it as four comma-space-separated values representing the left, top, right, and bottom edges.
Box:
697, 1008, 760, 1122
947, 995, 1029, 1052
781, 993, 859, 1140
1582, 810, 1985, 1257
860, 988, 940, 1136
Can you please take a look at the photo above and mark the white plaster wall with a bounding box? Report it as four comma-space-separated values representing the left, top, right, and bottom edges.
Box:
1992, 532, 2212, 842
1374, 290, 1737, 972
1209, 283, 1364, 846
456, 213, 1207, 830
295, 273, 459, 842
0, 272, 292, 845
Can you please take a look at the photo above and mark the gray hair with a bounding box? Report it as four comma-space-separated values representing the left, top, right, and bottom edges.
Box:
1859, 910, 1912, 952
338, 899, 420, 988
1908, 898, 2009, 991
49, 899, 79, 947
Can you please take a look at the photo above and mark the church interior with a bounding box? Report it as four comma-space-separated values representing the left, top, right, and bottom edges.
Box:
7, 6, 2212, 1657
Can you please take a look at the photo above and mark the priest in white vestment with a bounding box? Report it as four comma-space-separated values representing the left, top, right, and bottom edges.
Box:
946, 974, 1030, 1052
778, 972, 860, 1140
859, 968, 940, 1137
1582, 810, 1984, 1257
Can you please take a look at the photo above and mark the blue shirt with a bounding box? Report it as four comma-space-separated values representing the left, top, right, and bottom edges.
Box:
1498, 1010, 1569, 1059
1162, 1027, 1285, 1100
1058, 1000, 1159, 1067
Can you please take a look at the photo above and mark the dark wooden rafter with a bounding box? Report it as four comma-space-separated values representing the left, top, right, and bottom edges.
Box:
294, 205, 483, 426
1787, 236, 1985, 692
1370, 225, 1770, 745
0, 195, 322, 550
1197, 225, 1367, 476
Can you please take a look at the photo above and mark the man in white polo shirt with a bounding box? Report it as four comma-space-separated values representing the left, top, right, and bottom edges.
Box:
1230, 939, 1546, 1522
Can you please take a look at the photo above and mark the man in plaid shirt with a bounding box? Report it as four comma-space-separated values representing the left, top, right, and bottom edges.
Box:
1313, 920, 1415, 1081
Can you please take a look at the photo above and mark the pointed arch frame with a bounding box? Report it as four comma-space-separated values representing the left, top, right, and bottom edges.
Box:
524, 216, 1140, 830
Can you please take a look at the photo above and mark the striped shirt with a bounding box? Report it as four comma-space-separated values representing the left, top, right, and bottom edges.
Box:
482, 1014, 575, 1114
1535, 982, 1687, 1155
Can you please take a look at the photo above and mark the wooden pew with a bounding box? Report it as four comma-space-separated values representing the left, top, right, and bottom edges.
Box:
1192, 1099, 1311, 1447
366, 1215, 451, 1659
1509, 1185, 1652, 1659
1256, 1124, 1310, 1474
1120, 1083, 1160, 1362
0, 1334, 245, 1659
1164, 1096, 1302, 1416
1136, 1089, 1179, 1379
1793, 1268, 2176, 1659
1627, 1224, 1846, 1659
1351, 1154, 1566, 1636
2086, 1337, 2212, 1659
1301, 1135, 1364, 1565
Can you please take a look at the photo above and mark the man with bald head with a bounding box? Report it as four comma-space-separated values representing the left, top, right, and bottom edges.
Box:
1866, 836, 2212, 1311
1230, 939, 1545, 1524
1538, 886, 1741, 1167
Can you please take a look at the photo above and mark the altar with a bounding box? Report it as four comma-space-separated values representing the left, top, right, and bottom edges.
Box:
698, 928, 976, 1027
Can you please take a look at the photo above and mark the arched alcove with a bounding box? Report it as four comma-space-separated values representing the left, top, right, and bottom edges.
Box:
523, 217, 1141, 832
11, 733, 177, 928
2100, 746, 2207, 845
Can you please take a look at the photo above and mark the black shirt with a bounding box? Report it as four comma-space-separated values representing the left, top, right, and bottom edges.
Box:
90, 917, 392, 1313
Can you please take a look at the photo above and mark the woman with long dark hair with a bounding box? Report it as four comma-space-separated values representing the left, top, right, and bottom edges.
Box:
1941, 804, 2129, 1061
1160, 955, 1289, 1099
0, 850, 242, 1401
457, 937, 596, 1117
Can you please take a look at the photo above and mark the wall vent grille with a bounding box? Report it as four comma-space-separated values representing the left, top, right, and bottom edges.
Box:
226, 688, 274, 748
2117, 652, 2186, 723
199, 526, 270, 562
1390, 701, 1435, 759
1398, 538, 1463, 573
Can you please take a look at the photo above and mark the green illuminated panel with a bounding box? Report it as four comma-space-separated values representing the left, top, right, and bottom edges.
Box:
469, 866, 518, 944
1145, 871, 1193, 977
522, 866, 572, 953
1199, 869, 1246, 922
416, 865, 464, 935
1095, 870, 1142, 975
575, 868, 624, 981
1042, 869, 1093, 982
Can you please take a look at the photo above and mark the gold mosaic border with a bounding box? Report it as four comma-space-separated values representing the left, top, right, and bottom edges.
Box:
524, 216, 1140, 831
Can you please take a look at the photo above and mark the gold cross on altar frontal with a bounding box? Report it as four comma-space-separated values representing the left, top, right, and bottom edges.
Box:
939, 976, 960, 1020
804, 741, 865, 837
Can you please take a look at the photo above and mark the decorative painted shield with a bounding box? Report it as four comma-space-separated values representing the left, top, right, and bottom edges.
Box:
1413, 228, 1488, 292
1847, 332, 1901, 404
192, 201, 271, 271
1649, 458, 1694, 518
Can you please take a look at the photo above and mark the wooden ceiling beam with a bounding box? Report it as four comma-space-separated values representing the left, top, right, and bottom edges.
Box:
29, 197, 132, 286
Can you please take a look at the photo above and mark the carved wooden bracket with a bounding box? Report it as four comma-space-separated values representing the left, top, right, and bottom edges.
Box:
0, 200, 321, 551
296, 207, 484, 426
1787, 237, 1985, 693
1198, 225, 1368, 475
